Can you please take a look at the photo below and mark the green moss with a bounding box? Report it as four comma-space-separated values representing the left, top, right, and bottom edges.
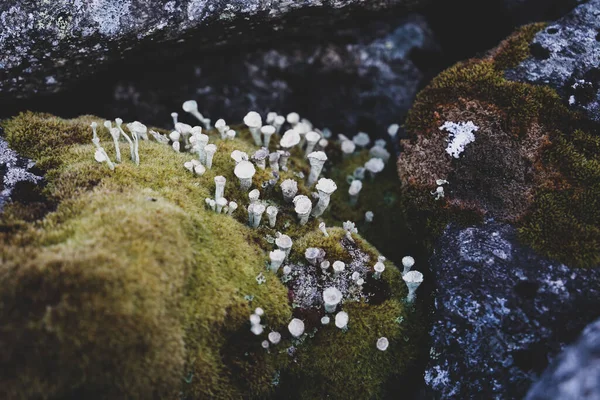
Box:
0, 112, 422, 398
401, 23, 600, 267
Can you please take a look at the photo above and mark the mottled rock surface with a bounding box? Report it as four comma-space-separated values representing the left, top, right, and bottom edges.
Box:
507, 0, 600, 122
425, 220, 600, 399
526, 317, 600, 400
0, 0, 422, 97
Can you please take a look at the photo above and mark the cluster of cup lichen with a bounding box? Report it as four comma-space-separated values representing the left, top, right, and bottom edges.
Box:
0, 111, 423, 399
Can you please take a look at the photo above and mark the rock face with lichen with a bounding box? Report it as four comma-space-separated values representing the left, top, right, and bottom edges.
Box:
398, 1, 600, 267
0, 111, 422, 399
0, 0, 424, 98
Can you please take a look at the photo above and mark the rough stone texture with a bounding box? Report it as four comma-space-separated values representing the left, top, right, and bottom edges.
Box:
425, 220, 600, 399
103, 14, 438, 134
0, 131, 42, 211
525, 317, 600, 400
0, 0, 422, 97
507, 0, 600, 122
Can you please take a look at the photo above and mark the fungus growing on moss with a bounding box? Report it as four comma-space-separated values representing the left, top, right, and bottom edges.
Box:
304, 247, 321, 266
403, 270, 423, 303
288, 318, 305, 338
107, 126, 122, 163
231, 150, 248, 165
227, 201, 238, 215
319, 222, 329, 237
312, 178, 337, 217
401, 256, 415, 276
293, 195, 313, 225
307, 151, 327, 186
244, 111, 263, 146
234, 161, 256, 191
376, 337, 389, 351
170, 112, 178, 126
273, 115, 285, 134
286, 112, 300, 127
268, 152, 280, 172
323, 287, 343, 313
373, 260, 385, 279
321, 316, 330, 325
249, 189, 260, 204
305, 131, 321, 156
215, 197, 228, 214
278, 150, 291, 171
369, 145, 391, 164
440, 120, 478, 159
335, 311, 349, 330
250, 203, 266, 228
115, 118, 135, 161
333, 261, 345, 275
280, 129, 300, 151
269, 250, 286, 273
266, 205, 278, 228
387, 123, 399, 138
215, 119, 228, 139
341, 140, 356, 157
348, 180, 363, 206
365, 211, 374, 224
275, 233, 293, 259
204, 144, 217, 169
214, 176, 226, 201
364, 158, 384, 180
182, 100, 211, 129
343, 221, 358, 241
353, 132, 371, 148
261, 125, 276, 149
268, 331, 282, 345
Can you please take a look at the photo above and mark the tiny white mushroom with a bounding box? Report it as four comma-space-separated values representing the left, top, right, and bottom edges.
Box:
323, 287, 343, 313
266, 206, 278, 228
204, 143, 217, 169
269, 249, 286, 273
388, 123, 399, 138
282, 265, 292, 275
244, 111, 263, 146
273, 115, 285, 134
275, 233, 293, 259
351, 272, 360, 282
248, 189, 260, 204
216, 197, 228, 213
184, 161, 194, 172
171, 112, 179, 127
268, 331, 282, 344
127, 121, 146, 165
312, 178, 337, 217
250, 314, 261, 325
266, 112, 277, 125
261, 340, 270, 349
172, 141, 181, 153
214, 176, 226, 201
373, 260, 385, 279
182, 100, 211, 129
278, 150, 291, 171
280, 179, 298, 203
268, 152, 280, 172
108, 126, 122, 163
307, 151, 327, 186
247, 204, 254, 226
251, 203, 266, 228
288, 318, 305, 338
90, 122, 98, 140
431, 186, 444, 200
377, 337, 389, 351
364, 158, 385, 180
234, 161, 256, 191
226, 129, 236, 140
320, 260, 330, 272
215, 119, 228, 139
341, 140, 356, 157
261, 125, 276, 149
253, 147, 269, 170
251, 324, 264, 335
335, 311, 349, 330
319, 222, 329, 237
364, 211, 374, 224
231, 150, 248, 165
343, 221, 357, 242
227, 201, 238, 215
375, 139, 387, 148
369, 146, 391, 164
332, 261, 345, 275
401, 256, 415, 276
321, 316, 330, 325
304, 131, 321, 156
286, 112, 300, 127
403, 270, 424, 303
305, 247, 320, 266
255, 307, 264, 316
280, 129, 301, 151
293, 195, 313, 225
317, 138, 329, 151
348, 180, 363, 206
209, 199, 216, 211
169, 130, 181, 142
353, 132, 371, 148
194, 164, 206, 176
115, 118, 135, 161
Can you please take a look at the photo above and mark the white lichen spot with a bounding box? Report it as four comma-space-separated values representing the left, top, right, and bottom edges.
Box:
439, 121, 479, 158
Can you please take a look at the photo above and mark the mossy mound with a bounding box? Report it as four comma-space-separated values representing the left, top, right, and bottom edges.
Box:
0, 112, 422, 399
398, 23, 600, 267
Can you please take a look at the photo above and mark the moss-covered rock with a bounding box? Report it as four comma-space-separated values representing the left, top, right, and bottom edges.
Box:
398, 23, 600, 267
0, 112, 422, 399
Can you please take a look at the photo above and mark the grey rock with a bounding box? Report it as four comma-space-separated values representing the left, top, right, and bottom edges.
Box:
525, 317, 600, 400
0, 133, 42, 211
425, 220, 600, 399
104, 14, 438, 134
506, 0, 600, 122
0, 0, 421, 97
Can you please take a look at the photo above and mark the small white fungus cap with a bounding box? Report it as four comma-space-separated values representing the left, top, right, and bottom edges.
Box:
349, 180, 363, 196
274, 115, 285, 126
249, 189, 260, 202
333, 261, 345, 273
377, 337, 389, 351
250, 314, 261, 325
251, 324, 264, 335
234, 160, 256, 179
261, 340, 270, 349
215, 119, 226, 129
403, 270, 424, 285
351, 272, 360, 281
316, 178, 337, 195
268, 331, 282, 344
305, 131, 321, 143
286, 112, 300, 125
388, 124, 400, 137
182, 100, 198, 113
194, 164, 206, 176
275, 233, 293, 249
402, 256, 415, 269
175, 122, 192, 135
205, 143, 217, 155
307, 151, 327, 163
288, 318, 305, 337
270, 249, 286, 262
293, 195, 312, 215
169, 131, 181, 142
374, 262, 385, 273
353, 132, 371, 147
243, 111, 262, 128
321, 316, 330, 325
261, 125, 276, 135
323, 287, 343, 307
341, 140, 356, 154
335, 311, 349, 329
282, 265, 292, 275
280, 129, 301, 149
266, 112, 277, 124
231, 150, 248, 164
94, 149, 106, 163
365, 158, 385, 173
255, 307, 264, 316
